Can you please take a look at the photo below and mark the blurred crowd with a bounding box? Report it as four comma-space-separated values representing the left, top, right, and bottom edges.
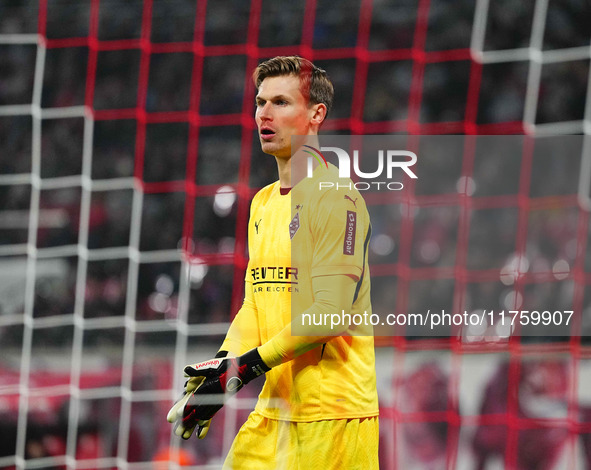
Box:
0, 0, 590, 467
0, 0, 588, 346
1, 353, 590, 469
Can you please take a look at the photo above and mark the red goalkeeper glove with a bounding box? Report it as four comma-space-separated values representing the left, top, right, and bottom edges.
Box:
167, 376, 212, 439
167, 350, 231, 439
167, 349, 269, 439
178, 348, 270, 438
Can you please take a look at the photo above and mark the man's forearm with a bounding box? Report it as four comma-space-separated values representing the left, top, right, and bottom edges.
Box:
219, 280, 261, 355
258, 274, 357, 368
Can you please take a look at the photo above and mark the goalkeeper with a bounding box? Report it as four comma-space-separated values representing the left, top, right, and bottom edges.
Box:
167, 56, 379, 469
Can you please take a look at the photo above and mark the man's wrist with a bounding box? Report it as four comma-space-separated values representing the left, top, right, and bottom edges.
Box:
257, 341, 283, 369
240, 348, 271, 383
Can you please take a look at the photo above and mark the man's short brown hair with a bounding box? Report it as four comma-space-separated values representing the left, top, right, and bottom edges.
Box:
253, 56, 334, 115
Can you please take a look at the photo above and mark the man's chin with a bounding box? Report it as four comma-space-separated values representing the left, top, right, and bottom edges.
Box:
260, 141, 289, 158
259, 144, 275, 156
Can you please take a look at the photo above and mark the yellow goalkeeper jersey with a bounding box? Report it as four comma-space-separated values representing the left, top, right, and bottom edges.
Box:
222, 163, 378, 422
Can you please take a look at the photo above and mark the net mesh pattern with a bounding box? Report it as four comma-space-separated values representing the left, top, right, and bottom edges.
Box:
0, 0, 590, 468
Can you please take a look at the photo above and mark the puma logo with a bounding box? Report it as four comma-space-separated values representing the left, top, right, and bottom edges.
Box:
254, 219, 262, 234
344, 195, 358, 208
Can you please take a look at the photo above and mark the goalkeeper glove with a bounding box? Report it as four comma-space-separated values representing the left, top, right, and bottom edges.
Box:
180, 348, 270, 436
167, 376, 211, 439
166, 350, 229, 439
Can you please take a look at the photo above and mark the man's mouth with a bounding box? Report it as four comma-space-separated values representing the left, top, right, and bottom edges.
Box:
260, 128, 276, 141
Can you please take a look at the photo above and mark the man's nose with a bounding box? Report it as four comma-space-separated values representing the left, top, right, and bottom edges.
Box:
258, 102, 272, 120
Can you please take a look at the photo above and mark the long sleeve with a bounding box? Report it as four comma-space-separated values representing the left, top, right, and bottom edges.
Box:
257, 273, 358, 368
219, 279, 262, 356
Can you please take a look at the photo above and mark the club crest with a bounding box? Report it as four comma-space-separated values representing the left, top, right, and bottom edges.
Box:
289, 212, 300, 239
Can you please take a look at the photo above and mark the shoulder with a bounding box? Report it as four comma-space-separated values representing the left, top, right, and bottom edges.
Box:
251, 181, 280, 207
309, 164, 368, 213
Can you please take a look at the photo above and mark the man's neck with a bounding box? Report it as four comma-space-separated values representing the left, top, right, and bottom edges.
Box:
275, 135, 321, 190
276, 156, 291, 189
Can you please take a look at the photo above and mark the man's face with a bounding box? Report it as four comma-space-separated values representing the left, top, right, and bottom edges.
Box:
255, 74, 316, 158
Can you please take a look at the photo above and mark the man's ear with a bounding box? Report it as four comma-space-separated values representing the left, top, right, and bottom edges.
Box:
310, 103, 327, 127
